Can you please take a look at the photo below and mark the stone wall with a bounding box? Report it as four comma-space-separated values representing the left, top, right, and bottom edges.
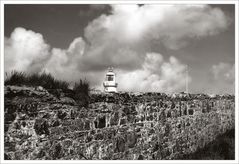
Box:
4, 86, 235, 160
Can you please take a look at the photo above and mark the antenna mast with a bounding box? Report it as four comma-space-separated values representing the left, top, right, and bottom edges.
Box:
186, 65, 188, 94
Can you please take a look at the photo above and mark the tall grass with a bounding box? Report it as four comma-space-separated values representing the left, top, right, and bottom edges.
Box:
73, 79, 89, 107
5, 71, 69, 90
5, 71, 27, 86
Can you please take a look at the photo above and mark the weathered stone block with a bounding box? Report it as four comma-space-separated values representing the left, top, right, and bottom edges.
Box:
62, 119, 72, 127
148, 128, 155, 135
127, 132, 137, 148
138, 154, 144, 160
34, 118, 49, 135
50, 142, 63, 160
51, 119, 60, 127
84, 120, 91, 130
57, 110, 67, 120
95, 133, 104, 140
62, 139, 73, 148
127, 114, 135, 124
110, 112, 119, 126
115, 136, 125, 152
119, 118, 127, 125
74, 119, 84, 131
97, 116, 106, 129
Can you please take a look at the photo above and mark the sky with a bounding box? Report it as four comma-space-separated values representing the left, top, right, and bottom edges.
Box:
4, 4, 235, 94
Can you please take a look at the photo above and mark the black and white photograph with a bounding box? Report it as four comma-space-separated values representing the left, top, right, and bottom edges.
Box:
0, 0, 238, 162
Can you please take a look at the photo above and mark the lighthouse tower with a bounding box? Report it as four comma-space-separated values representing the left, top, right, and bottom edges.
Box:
103, 67, 118, 93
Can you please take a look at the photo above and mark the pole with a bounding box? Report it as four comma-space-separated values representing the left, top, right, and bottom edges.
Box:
186, 65, 188, 94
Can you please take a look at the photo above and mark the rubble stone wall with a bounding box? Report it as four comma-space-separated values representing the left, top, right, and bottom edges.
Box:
4, 86, 235, 160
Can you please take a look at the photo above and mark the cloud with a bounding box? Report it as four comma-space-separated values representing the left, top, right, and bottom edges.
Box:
117, 53, 190, 93
212, 62, 235, 83
210, 62, 235, 94
85, 4, 229, 50
4, 27, 50, 73
43, 37, 86, 82
4, 5, 231, 93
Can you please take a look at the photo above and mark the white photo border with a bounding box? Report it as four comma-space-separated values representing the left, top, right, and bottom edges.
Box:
0, 0, 238, 164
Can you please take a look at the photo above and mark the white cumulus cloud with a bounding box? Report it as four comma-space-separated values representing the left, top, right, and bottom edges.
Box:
85, 4, 229, 51
5, 27, 50, 73
116, 53, 191, 93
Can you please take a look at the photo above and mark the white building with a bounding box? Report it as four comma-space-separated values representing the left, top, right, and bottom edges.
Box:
103, 67, 118, 93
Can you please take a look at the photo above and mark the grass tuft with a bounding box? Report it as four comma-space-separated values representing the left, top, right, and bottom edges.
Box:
5, 71, 69, 90
5, 71, 27, 86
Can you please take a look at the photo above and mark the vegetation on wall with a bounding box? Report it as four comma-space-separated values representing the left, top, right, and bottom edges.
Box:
5, 71, 90, 107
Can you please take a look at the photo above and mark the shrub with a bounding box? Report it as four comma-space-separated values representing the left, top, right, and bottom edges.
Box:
72, 79, 89, 108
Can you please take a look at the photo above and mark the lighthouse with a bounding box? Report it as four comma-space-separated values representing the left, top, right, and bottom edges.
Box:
103, 67, 118, 93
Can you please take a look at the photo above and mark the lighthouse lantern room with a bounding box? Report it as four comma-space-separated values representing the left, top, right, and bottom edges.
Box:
103, 67, 118, 93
